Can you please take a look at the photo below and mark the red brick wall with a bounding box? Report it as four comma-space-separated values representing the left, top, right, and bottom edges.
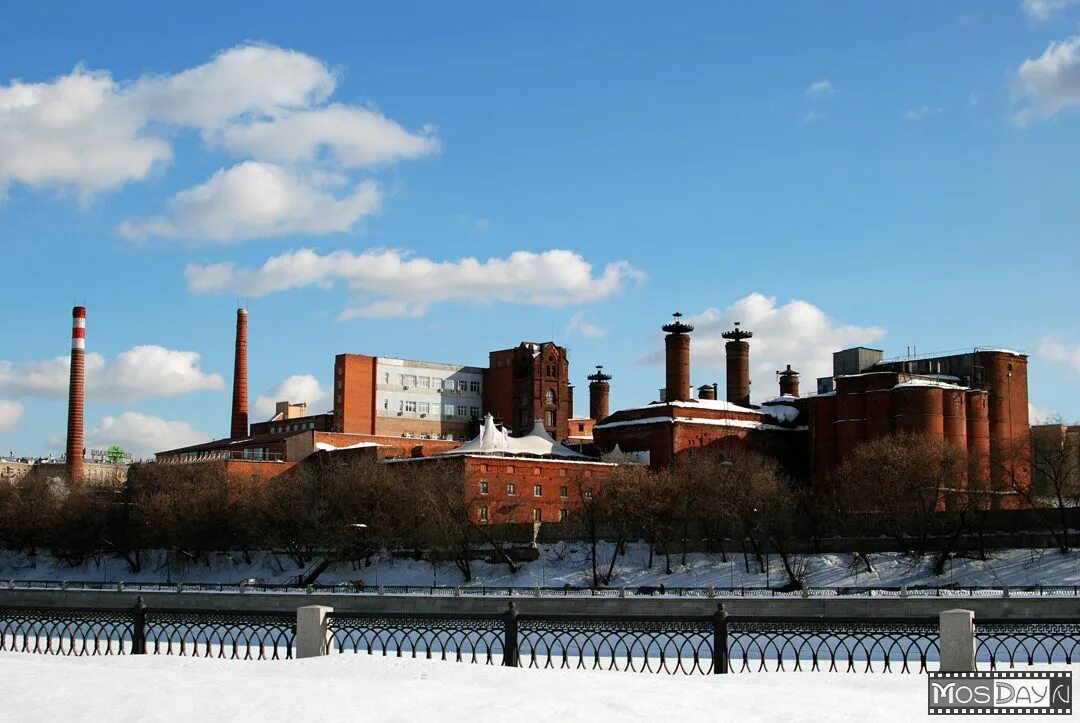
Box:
335, 354, 376, 434
312, 431, 459, 459
463, 457, 614, 524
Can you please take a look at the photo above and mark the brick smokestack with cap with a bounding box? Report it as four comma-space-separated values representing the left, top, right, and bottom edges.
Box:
231, 308, 249, 439
66, 306, 86, 485
723, 322, 753, 407
662, 313, 694, 402
779, 364, 800, 397
587, 365, 612, 420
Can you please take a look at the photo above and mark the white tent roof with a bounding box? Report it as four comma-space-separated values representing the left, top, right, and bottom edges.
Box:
441, 414, 590, 459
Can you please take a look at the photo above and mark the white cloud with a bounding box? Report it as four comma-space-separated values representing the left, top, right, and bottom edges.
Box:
638, 293, 886, 402
0, 399, 24, 431
220, 105, 440, 166
565, 311, 608, 339
85, 412, 210, 458
1037, 336, 1080, 372
0, 43, 438, 222
187, 248, 643, 318
802, 111, 825, 124
904, 106, 944, 120
1029, 402, 1057, 424
1013, 35, 1080, 123
119, 162, 382, 241
253, 374, 329, 419
0, 345, 224, 402
0, 68, 171, 199
805, 80, 835, 97
1022, 0, 1080, 21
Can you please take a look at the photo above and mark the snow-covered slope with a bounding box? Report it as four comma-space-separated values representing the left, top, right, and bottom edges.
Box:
1, 544, 1079, 590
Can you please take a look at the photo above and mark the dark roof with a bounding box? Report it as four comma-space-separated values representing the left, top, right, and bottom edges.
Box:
156, 430, 303, 457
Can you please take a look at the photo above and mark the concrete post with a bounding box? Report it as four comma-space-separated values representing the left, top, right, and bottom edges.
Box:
296, 605, 333, 658
939, 609, 976, 672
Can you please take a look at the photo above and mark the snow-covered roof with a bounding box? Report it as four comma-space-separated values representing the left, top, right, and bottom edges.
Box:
617, 398, 759, 415
761, 395, 800, 404
315, 441, 383, 452
594, 415, 802, 433
440, 414, 590, 459
893, 379, 967, 390
761, 405, 799, 423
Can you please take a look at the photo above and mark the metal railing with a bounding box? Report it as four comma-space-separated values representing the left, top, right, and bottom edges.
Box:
0, 599, 294, 660
1, 600, 1076, 674
6, 578, 1080, 598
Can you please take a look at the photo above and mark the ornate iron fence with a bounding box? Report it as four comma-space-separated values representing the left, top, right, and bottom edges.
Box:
2, 600, 1078, 675
976, 619, 1080, 669
727, 618, 939, 673
0, 606, 134, 656
0, 599, 294, 660
144, 609, 295, 660
327, 612, 504, 664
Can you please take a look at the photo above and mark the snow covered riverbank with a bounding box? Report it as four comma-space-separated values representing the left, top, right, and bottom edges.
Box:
0, 651, 982, 723
2, 544, 1079, 590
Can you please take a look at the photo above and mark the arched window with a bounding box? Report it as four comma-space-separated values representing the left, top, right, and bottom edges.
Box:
545, 388, 555, 405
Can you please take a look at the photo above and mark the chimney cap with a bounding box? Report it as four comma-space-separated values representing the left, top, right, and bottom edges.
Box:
722, 321, 752, 341
587, 364, 612, 383
778, 364, 799, 377
662, 312, 694, 335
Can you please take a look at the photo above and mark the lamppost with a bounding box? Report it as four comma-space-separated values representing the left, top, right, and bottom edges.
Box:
349, 523, 369, 585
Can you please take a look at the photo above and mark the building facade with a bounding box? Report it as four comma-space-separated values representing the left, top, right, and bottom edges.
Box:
484, 342, 572, 440
334, 354, 485, 441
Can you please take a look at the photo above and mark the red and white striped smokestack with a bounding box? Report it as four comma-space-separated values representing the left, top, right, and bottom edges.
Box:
230, 308, 249, 439
66, 306, 86, 486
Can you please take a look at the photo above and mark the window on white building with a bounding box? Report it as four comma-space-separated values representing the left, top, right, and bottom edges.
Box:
417, 376, 430, 388
445, 404, 456, 417
401, 374, 416, 387
418, 402, 430, 415
404, 400, 417, 413
444, 379, 457, 392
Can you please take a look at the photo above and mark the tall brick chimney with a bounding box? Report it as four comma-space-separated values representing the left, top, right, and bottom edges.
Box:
662, 313, 694, 402
723, 322, 752, 407
587, 365, 612, 420
778, 364, 800, 397
230, 308, 249, 439
66, 306, 86, 486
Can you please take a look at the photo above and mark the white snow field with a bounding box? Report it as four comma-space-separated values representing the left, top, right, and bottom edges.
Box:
0, 651, 1038, 723
2, 544, 1080, 591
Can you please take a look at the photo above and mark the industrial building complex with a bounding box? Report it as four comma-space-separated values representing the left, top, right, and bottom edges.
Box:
38, 303, 1053, 522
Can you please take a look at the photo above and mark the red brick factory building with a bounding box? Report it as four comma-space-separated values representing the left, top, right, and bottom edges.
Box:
140, 307, 1035, 517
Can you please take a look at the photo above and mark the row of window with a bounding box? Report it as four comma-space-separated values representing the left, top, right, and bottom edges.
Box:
478, 506, 569, 523
383, 400, 480, 419
382, 373, 481, 393
271, 421, 317, 434
477, 482, 592, 499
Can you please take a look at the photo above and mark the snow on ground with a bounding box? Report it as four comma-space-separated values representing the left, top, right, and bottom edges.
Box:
0, 651, 983, 723
1, 544, 1079, 590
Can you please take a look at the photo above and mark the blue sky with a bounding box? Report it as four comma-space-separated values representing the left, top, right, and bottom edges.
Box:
2, 1, 1079, 457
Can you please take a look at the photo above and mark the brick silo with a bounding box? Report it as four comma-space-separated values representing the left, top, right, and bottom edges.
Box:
722, 323, 752, 407
979, 351, 1029, 509
587, 366, 612, 420
66, 306, 86, 486
808, 394, 837, 483
965, 390, 991, 509
864, 388, 894, 440
893, 386, 945, 438
230, 308, 249, 440
942, 388, 969, 455
834, 390, 867, 464
662, 313, 694, 402
778, 364, 800, 397
697, 384, 718, 401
